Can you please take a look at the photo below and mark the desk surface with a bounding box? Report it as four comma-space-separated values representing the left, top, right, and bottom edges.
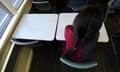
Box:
56, 13, 109, 42
13, 14, 58, 41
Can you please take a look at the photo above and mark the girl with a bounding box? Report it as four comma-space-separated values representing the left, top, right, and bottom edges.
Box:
61, 6, 103, 62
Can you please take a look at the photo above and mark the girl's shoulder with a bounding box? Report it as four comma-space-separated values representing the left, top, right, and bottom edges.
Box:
65, 25, 73, 30
65, 25, 74, 36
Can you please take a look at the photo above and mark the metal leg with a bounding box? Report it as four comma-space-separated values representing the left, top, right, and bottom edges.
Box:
110, 36, 118, 55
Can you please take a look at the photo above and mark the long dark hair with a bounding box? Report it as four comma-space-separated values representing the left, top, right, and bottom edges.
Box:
73, 5, 103, 48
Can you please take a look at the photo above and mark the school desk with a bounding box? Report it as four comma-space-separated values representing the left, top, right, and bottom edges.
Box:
56, 13, 109, 42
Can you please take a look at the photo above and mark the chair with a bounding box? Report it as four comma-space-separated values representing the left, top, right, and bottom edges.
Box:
32, 0, 51, 12
11, 39, 39, 45
60, 56, 98, 69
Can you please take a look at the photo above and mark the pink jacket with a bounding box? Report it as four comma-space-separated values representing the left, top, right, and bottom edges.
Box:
62, 25, 98, 62
62, 25, 85, 62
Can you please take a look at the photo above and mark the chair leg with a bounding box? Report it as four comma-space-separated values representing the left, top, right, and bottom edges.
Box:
110, 36, 118, 55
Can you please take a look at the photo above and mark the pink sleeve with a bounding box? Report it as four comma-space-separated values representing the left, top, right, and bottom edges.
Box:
64, 25, 75, 48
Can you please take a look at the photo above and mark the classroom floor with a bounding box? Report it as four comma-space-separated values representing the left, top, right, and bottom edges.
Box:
29, 41, 120, 72
29, 0, 120, 72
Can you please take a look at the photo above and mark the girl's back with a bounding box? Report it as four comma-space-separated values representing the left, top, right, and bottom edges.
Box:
62, 5, 103, 62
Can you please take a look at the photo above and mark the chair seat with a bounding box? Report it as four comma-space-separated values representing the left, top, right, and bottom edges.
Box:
59, 56, 98, 69
32, 1, 51, 10
11, 39, 39, 45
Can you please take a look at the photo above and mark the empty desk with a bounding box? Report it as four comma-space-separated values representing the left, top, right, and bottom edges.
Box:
13, 14, 58, 41
56, 13, 109, 42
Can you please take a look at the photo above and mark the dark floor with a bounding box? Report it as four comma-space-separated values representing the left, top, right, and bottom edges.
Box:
29, 0, 120, 72
30, 41, 120, 72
